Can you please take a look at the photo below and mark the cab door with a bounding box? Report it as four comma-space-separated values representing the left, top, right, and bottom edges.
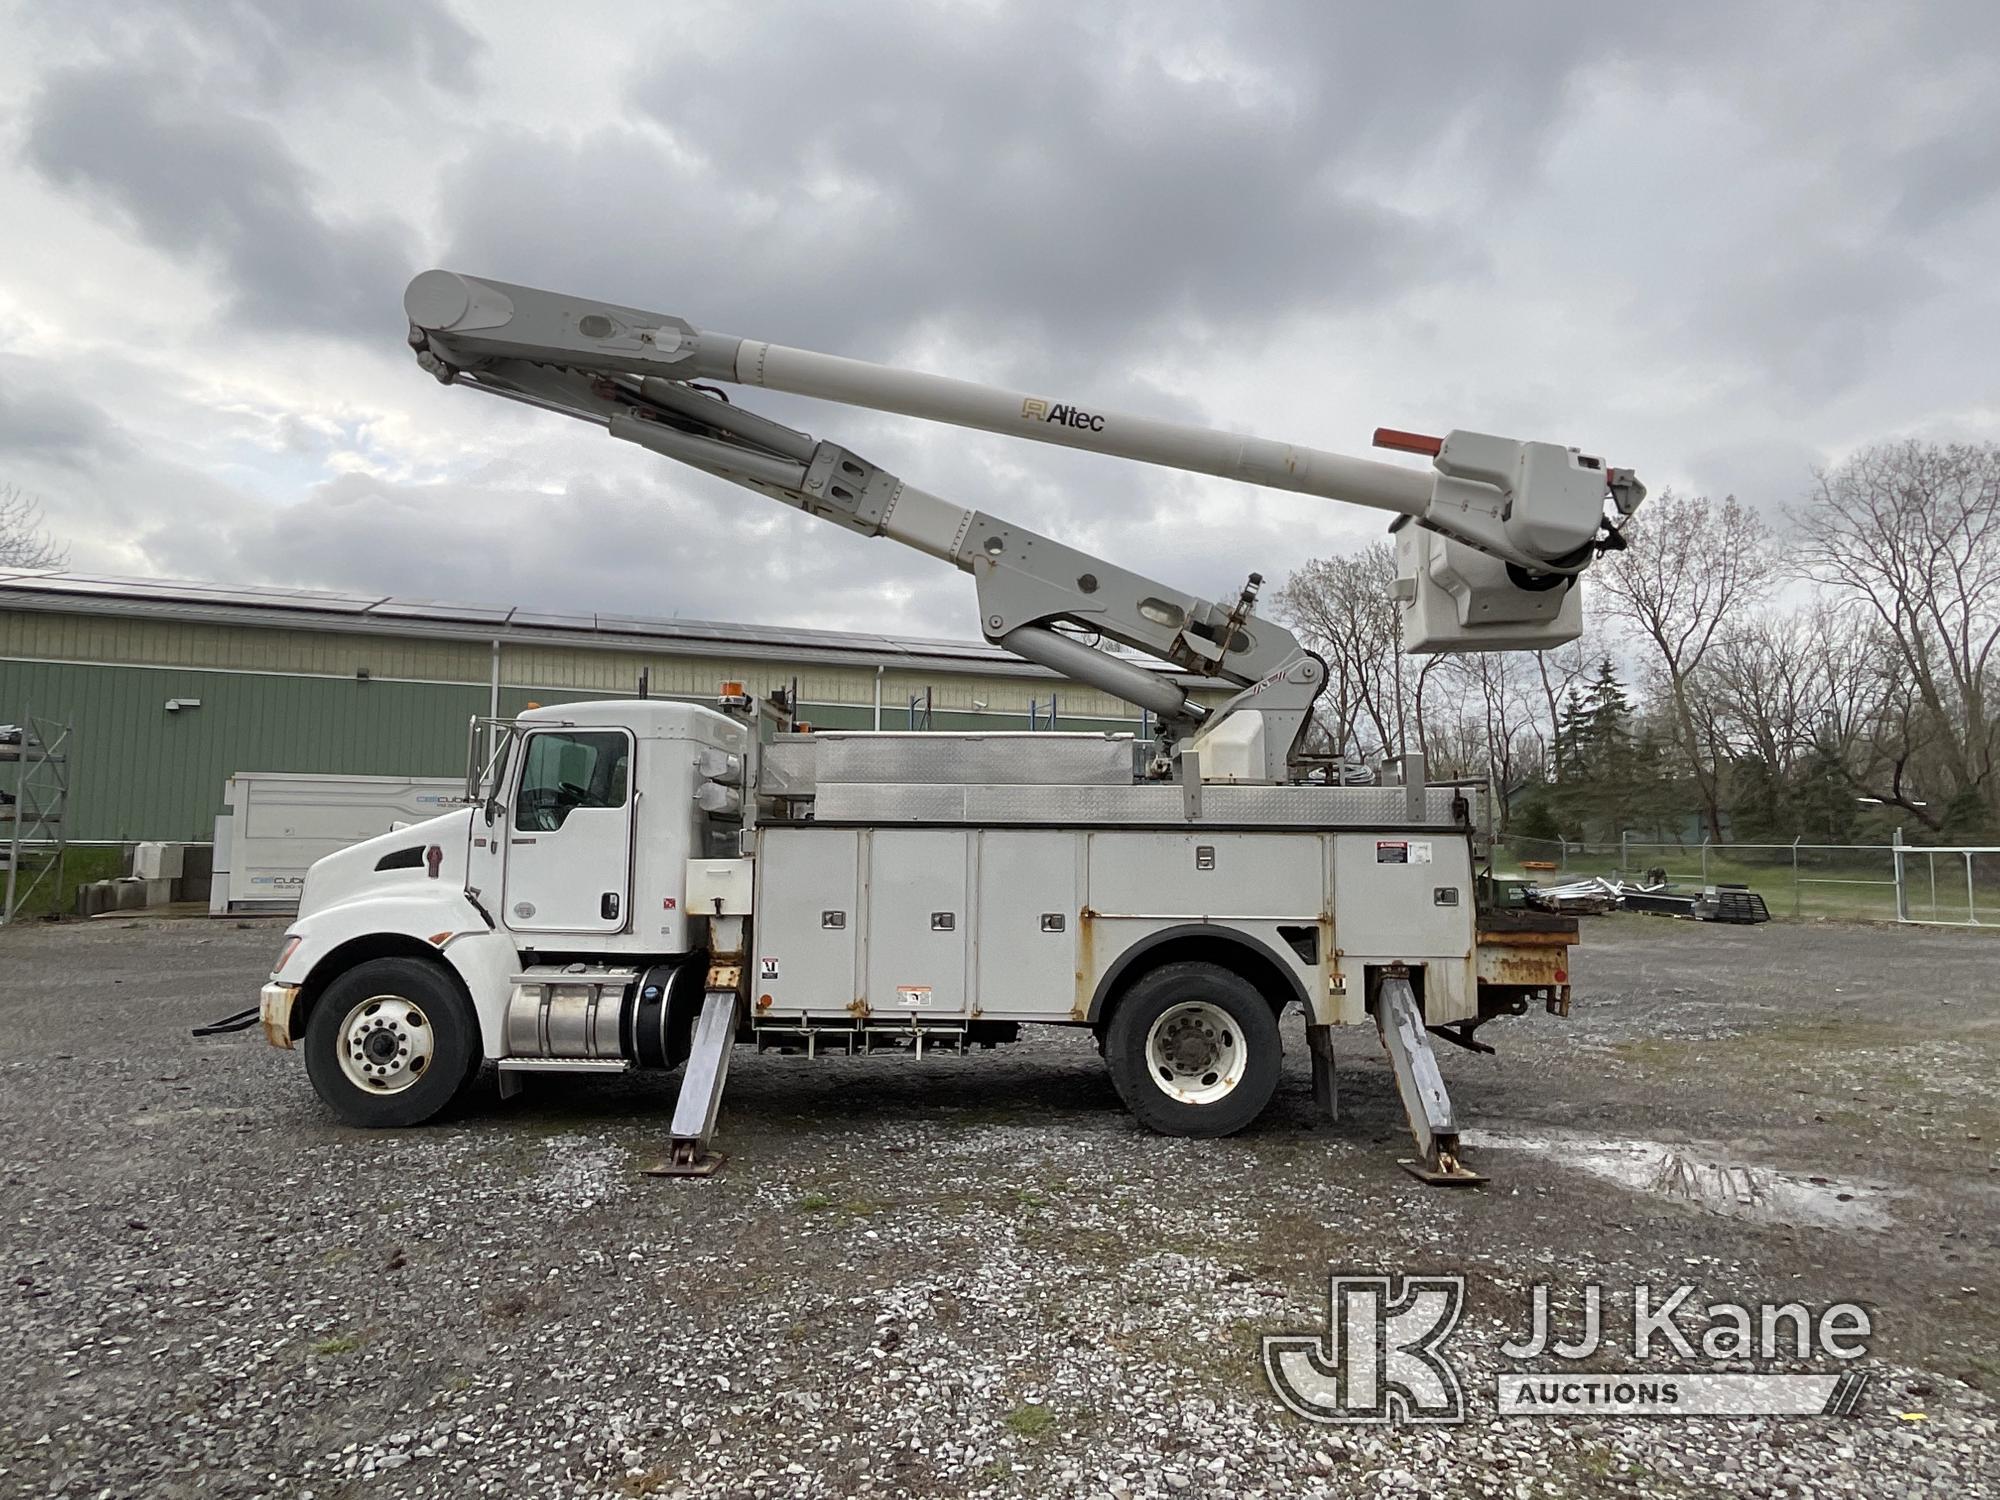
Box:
502, 726, 634, 934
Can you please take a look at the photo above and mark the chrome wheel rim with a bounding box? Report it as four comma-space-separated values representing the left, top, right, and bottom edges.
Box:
1144, 1000, 1245, 1104
336, 995, 434, 1095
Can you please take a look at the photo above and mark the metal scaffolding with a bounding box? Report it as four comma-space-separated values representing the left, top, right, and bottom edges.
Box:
3, 710, 73, 925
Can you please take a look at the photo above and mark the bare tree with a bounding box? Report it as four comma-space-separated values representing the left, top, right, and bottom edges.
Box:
1528, 636, 1591, 778
1443, 649, 1539, 813
1791, 440, 2000, 830
1595, 489, 1772, 840
0, 485, 67, 570
1275, 544, 1403, 760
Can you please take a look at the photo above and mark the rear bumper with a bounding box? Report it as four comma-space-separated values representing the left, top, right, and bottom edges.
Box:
259, 981, 299, 1050
1475, 909, 1577, 1017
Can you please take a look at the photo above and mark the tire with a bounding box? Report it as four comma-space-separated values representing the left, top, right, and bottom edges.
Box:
302, 957, 483, 1128
1104, 960, 1282, 1138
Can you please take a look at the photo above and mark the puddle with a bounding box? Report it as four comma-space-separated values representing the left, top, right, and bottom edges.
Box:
1461, 1130, 1895, 1230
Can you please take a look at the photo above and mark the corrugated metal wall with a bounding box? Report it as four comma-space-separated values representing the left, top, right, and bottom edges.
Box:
1, 607, 1184, 841
0, 659, 484, 842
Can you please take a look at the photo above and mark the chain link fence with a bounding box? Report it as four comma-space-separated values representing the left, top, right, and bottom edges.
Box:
1493, 833, 2000, 924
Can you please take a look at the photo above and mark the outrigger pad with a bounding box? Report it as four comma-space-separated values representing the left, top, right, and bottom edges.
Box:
1400, 1156, 1486, 1187
642, 1151, 725, 1178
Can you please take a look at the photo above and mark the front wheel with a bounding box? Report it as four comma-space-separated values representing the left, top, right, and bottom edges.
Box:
1104, 961, 1281, 1138
303, 957, 482, 1128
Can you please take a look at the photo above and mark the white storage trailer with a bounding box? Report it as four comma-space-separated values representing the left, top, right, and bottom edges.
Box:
242, 273, 1642, 1181
211, 772, 461, 914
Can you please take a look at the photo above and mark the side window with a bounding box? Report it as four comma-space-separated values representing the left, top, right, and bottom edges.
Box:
513, 730, 631, 832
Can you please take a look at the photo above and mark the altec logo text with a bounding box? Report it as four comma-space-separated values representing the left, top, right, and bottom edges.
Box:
1020, 396, 1105, 431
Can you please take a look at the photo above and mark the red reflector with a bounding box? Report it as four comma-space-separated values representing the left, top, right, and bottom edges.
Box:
1554, 968, 1569, 983
1373, 426, 1444, 457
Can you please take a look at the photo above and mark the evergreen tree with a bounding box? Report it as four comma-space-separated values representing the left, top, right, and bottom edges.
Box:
1788, 739, 1859, 842
1729, 754, 1793, 843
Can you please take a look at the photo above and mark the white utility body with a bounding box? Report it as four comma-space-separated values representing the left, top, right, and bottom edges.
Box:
252, 272, 1644, 1181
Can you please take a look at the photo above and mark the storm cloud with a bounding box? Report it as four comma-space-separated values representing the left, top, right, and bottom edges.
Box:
3, 1, 1998, 636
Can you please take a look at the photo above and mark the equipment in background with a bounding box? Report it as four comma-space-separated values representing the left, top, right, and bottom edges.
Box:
2, 712, 72, 926
1525, 875, 1772, 924
211, 772, 461, 914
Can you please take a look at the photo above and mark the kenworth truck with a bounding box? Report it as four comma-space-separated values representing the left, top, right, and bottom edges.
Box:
252, 273, 1642, 1181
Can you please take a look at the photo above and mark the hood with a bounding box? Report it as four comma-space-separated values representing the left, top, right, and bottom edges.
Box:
298, 807, 474, 918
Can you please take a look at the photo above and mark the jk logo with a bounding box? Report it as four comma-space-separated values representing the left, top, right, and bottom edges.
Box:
1263, 1275, 1466, 1424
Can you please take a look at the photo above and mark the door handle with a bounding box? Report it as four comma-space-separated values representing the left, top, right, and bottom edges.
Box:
601, 892, 621, 921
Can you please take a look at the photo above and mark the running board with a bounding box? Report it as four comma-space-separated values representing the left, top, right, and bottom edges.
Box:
1375, 973, 1484, 1186
642, 989, 738, 1178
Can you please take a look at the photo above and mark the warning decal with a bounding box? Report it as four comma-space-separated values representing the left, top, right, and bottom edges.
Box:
897, 985, 933, 1008
1376, 841, 1408, 864
758, 957, 779, 981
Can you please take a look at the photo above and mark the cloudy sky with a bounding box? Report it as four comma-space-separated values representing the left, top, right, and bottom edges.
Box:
2, 1, 1996, 640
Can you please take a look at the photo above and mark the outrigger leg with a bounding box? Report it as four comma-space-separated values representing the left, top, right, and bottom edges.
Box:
645, 913, 748, 1178
643, 989, 738, 1177
1374, 970, 1484, 1186
1306, 1023, 1339, 1122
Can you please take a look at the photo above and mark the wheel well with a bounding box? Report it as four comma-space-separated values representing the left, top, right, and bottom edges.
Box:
292, 935, 467, 1042
1091, 928, 1307, 1027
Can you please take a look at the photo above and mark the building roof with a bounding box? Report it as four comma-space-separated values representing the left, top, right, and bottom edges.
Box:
0, 571, 1205, 685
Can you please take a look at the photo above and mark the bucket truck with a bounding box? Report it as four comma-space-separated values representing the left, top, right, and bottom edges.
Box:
250, 271, 1645, 1182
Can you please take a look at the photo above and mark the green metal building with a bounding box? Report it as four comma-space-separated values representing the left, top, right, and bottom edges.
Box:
0, 573, 1223, 843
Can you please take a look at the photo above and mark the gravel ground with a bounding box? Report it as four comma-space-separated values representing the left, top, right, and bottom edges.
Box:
1, 913, 1996, 1499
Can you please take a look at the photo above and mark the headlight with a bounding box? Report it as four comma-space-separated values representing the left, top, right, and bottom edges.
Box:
273, 935, 303, 977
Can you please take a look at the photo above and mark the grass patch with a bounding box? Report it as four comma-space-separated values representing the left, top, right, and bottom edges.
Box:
6, 844, 127, 919
793, 1191, 891, 1216
1002, 1403, 1056, 1438
309, 1332, 362, 1356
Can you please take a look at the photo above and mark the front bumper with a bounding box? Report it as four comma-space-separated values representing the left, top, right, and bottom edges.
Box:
260, 981, 300, 1050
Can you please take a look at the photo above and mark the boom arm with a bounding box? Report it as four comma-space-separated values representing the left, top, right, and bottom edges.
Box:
402, 271, 1645, 782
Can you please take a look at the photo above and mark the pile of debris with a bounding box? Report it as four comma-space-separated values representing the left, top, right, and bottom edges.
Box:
1524, 875, 1770, 924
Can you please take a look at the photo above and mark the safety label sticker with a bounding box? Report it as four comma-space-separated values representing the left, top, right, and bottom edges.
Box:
759, 957, 779, 980
897, 985, 933, 1008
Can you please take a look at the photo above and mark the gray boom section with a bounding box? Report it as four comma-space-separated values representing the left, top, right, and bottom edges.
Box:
405, 270, 1431, 517
403, 270, 1646, 589
731, 337, 1434, 517
406, 272, 1327, 771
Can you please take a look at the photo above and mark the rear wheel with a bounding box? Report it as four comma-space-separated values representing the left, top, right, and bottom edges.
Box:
303, 957, 482, 1128
1105, 961, 1281, 1137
